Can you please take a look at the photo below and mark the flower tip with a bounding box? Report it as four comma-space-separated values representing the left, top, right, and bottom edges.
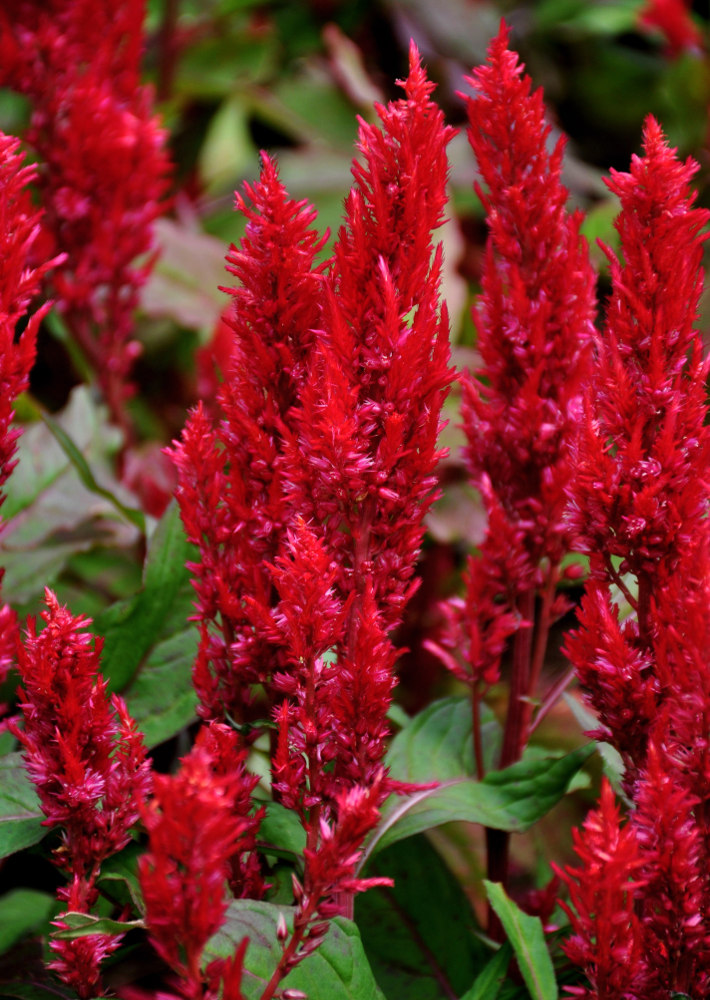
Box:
407, 38, 421, 70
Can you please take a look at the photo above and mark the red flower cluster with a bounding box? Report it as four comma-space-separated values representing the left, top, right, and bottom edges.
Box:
171, 156, 327, 724
554, 780, 648, 999
0, 133, 61, 704
172, 45, 453, 790
561, 119, 710, 997
139, 724, 260, 1000
172, 43, 453, 967
434, 24, 596, 795
0, 0, 170, 428
566, 116, 710, 778
638, 0, 703, 57
13, 591, 152, 997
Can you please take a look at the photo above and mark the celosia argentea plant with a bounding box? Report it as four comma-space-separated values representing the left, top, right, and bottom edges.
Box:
3, 7, 710, 1000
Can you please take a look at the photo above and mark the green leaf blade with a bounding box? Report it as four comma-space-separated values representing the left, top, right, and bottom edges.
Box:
0, 753, 46, 860
484, 881, 558, 1000
205, 900, 385, 1000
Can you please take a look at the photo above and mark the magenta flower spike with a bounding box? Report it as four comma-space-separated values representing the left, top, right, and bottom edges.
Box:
289, 42, 456, 632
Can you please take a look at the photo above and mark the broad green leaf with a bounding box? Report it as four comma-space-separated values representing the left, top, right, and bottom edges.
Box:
140, 218, 228, 333
52, 911, 144, 940
484, 882, 557, 1000
386, 702, 410, 732
356, 835, 487, 1000
363, 703, 594, 861
97, 842, 144, 914
2, 388, 140, 609
204, 900, 385, 1000
95, 499, 195, 692
6, 387, 123, 522
0, 753, 45, 860
564, 693, 625, 795
199, 94, 254, 194
36, 408, 143, 531
259, 801, 306, 858
0, 889, 54, 956
460, 942, 512, 1000
386, 695, 503, 782
271, 71, 358, 149
365, 745, 594, 860
122, 625, 199, 748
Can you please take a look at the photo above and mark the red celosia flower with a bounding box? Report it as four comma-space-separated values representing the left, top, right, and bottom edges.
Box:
440, 23, 595, 786
50, 876, 123, 999
15, 592, 151, 873
174, 49, 453, 776
632, 740, 709, 994
138, 723, 261, 1000
171, 155, 326, 723
563, 119, 710, 996
638, 0, 703, 57
564, 582, 659, 766
257, 776, 393, 1000
554, 780, 650, 999
0, 132, 61, 703
13, 590, 151, 997
287, 42, 455, 630
461, 21, 595, 585
172, 48, 454, 962
0, 0, 170, 429
566, 116, 710, 782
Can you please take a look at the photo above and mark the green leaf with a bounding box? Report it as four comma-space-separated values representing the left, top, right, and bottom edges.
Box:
204, 900, 385, 1000
363, 743, 595, 862
0, 889, 55, 956
484, 882, 557, 1000
460, 942, 512, 1000
0, 753, 45, 860
259, 801, 306, 858
564, 693, 625, 795
356, 835, 487, 1000
386, 695, 503, 782
122, 625, 199, 748
97, 842, 145, 914
2, 388, 141, 609
6, 387, 122, 521
95, 499, 195, 692
140, 218, 228, 332
52, 910, 144, 940
36, 405, 144, 531
199, 94, 254, 194
479, 745, 595, 825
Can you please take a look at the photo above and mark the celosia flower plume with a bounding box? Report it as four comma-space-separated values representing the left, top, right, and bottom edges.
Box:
566, 115, 710, 772
139, 724, 260, 1000
13, 590, 152, 997
561, 118, 710, 997
171, 156, 327, 723
0, 133, 61, 696
434, 24, 596, 822
0, 0, 170, 429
